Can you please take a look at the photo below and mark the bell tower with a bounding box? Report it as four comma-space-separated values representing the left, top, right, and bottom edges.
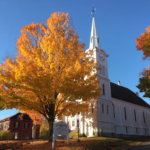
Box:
88, 7, 115, 137
88, 14, 110, 100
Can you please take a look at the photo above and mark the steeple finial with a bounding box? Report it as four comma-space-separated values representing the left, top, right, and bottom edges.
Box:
89, 7, 100, 50
91, 5, 96, 17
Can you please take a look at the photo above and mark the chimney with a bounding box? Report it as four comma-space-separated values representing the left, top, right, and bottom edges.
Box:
117, 80, 120, 86
136, 91, 139, 97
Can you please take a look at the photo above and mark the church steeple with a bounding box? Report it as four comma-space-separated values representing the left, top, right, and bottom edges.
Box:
89, 17, 100, 50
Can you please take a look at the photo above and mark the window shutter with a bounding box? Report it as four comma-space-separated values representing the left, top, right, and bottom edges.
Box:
18, 122, 20, 128
28, 123, 29, 128
14, 122, 16, 128
24, 123, 25, 128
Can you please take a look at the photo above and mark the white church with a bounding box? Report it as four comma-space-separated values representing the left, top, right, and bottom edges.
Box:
63, 16, 150, 138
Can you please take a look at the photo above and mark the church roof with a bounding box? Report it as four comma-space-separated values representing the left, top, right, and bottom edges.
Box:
110, 82, 150, 108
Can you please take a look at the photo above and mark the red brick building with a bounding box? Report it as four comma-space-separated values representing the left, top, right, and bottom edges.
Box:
0, 113, 40, 140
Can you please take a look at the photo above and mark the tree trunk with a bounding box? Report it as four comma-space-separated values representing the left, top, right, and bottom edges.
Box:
48, 119, 54, 142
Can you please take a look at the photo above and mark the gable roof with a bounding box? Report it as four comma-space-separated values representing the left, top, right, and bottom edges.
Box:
6, 112, 32, 121
110, 82, 150, 108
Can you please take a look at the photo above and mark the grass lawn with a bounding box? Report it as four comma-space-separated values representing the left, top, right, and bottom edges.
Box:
0, 137, 149, 150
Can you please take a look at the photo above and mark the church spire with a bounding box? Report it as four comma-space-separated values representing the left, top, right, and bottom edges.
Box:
89, 7, 100, 49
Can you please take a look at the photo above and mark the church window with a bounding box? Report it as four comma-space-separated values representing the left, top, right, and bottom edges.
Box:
112, 104, 115, 118
126, 127, 128, 133
100, 64, 102, 74
145, 129, 147, 135
143, 112, 145, 123
134, 110, 136, 122
72, 120, 75, 127
107, 105, 109, 114
102, 84, 105, 95
91, 104, 93, 113
97, 37, 99, 43
124, 107, 127, 120
91, 37, 92, 43
136, 128, 138, 134
102, 104, 104, 113
103, 66, 105, 76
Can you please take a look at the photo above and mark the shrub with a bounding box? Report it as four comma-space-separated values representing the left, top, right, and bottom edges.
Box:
39, 119, 49, 139
0, 130, 13, 141
40, 130, 49, 139
74, 133, 84, 137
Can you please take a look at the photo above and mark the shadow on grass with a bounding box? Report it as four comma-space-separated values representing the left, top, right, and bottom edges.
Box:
1, 137, 148, 150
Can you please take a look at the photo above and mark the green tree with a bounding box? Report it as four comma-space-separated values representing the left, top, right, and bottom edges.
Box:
137, 71, 150, 98
136, 26, 150, 97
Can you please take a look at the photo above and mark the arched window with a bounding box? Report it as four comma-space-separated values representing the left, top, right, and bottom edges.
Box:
91, 104, 93, 113
107, 105, 109, 114
124, 107, 127, 120
102, 104, 104, 113
126, 127, 128, 133
136, 128, 138, 134
103, 66, 105, 76
102, 84, 105, 95
100, 64, 102, 74
97, 37, 99, 43
134, 110, 136, 122
143, 112, 145, 123
112, 104, 115, 118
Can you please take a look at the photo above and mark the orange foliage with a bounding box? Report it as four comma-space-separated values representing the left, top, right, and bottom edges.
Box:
136, 26, 150, 98
136, 26, 150, 60
18, 110, 44, 125
0, 12, 101, 132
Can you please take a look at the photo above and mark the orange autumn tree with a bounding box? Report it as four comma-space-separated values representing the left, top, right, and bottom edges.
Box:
0, 99, 5, 110
40, 119, 49, 138
18, 110, 44, 125
136, 26, 150, 98
0, 12, 101, 142
0, 96, 12, 111
14, 109, 44, 125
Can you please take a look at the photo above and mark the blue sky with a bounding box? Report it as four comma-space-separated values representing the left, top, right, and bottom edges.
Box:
0, 0, 150, 119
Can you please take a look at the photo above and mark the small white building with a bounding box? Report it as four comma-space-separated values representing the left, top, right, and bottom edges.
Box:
64, 16, 150, 137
